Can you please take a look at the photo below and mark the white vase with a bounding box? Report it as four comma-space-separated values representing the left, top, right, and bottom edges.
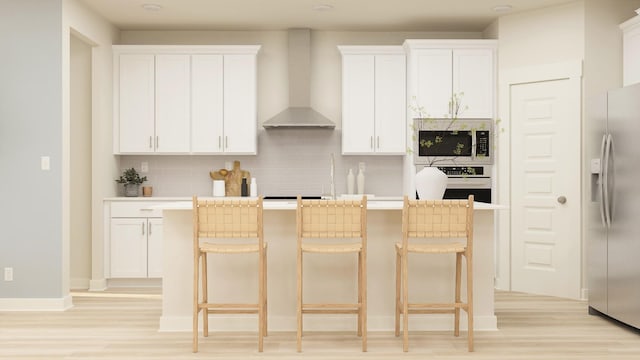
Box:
415, 166, 448, 200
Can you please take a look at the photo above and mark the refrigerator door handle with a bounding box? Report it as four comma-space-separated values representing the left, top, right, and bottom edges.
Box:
599, 134, 607, 227
603, 134, 613, 229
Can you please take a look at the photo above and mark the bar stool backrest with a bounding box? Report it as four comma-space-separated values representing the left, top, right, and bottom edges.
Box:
297, 197, 367, 241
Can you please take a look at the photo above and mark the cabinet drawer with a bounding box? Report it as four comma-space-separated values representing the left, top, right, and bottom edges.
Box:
111, 202, 163, 218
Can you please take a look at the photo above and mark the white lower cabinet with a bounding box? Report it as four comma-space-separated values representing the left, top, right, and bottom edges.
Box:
108, 202, 164, 278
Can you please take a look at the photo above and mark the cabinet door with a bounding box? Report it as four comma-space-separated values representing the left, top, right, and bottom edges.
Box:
110, 218, 148, 278
374, 54, 406, 154
414, 50, 452, 119
119, 54, 155, 153
453, 49, 494, 118
223, 54, 257, 154
191, 55, 224, 153
155, 54, 191, 153
623, 25, 640, 86
146, 218, 163, 278
342, 54, 375, 154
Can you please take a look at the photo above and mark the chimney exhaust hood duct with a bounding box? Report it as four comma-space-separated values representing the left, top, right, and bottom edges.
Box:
262, 29, 335, 129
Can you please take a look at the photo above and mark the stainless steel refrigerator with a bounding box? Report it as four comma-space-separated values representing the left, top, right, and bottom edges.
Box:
588, 82, 640, 329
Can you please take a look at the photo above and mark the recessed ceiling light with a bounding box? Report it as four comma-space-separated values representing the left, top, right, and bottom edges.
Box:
492, 4, 513, 13
141, 3, 162, 12
313, 4, 334, 12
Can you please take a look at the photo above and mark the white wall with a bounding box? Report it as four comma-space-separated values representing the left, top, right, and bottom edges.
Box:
495, 0, 640, 295
498, 2, 586, 69
495, 1, 586, 292
70, 34, 92, 289
63, 0, 118, 290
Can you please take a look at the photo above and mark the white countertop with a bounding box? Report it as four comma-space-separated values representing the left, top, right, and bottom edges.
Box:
138, 198, 506, 211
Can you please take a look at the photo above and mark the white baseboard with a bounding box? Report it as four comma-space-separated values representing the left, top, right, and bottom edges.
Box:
88, 278, 161, 291
0, 295, 73, 311
89, 278, 107, 291
71, 277, 90, 290
581, 288, 589, 301
159, 314, 497, 332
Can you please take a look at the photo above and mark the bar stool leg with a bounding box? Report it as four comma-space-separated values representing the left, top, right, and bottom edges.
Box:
402, 252, 409, 352
263, 250, 268, 337
296, 249, 303, 352
395, 250, 401, 337
361, 249, 367, 352
258, 251, 264, 352
357, 251, 362, 337
467, 252, 474, 351
202, 254, 209, 338
192, 252, 200, 352
455, 252, 462, 337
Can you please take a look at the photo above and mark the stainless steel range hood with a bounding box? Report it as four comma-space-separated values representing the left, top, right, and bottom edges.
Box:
262, 29, 335, 129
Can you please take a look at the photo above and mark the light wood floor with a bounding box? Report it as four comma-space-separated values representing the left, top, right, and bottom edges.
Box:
1, 289, 640, 359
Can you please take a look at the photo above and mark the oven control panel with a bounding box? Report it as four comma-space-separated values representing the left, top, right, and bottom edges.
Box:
437, 166, 485, 177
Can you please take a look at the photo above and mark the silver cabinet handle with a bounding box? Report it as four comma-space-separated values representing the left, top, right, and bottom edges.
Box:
377, 136, 380, 149
149, 136, 153, 149
218, 136, 222, 149
225, 136, 228, 149
156, 136, 159, 149
370, 136, 373, 149
557, 196, 567, 204
141, 222, 145, 235
149, 222, 152, 235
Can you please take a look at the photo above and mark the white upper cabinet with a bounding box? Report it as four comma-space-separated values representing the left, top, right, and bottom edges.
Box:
404, 40, 497, 119
621, 11, 640, 86
415, 49, 452, 119
118, 54, 155, 153
113, 45, 260, 155
223, 54, 258, 154
155, 54, 191, 153
453, 49, 494, 118
339, 46, 406, 155
191, 55, 224, 153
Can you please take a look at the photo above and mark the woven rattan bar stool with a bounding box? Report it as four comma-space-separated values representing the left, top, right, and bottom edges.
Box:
296, 196, 367, 352
395, 195, 474, 352
192, 196, 267, 352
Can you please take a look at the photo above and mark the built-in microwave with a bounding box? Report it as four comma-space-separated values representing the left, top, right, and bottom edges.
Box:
413, 118, 493, 166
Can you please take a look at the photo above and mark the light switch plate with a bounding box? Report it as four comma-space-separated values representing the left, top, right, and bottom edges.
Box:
140, 162, 149, 173
41, 156, 50, 171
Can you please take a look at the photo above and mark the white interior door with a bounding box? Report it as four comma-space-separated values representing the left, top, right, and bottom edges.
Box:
510, 78, 581, 299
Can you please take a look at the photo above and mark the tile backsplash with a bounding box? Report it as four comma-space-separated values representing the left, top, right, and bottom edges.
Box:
118, 129, 404, 197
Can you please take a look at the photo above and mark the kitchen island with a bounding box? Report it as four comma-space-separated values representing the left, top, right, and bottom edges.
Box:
156, 199, 505, 332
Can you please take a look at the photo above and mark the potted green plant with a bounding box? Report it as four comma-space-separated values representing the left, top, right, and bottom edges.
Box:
116, 167, 147, 197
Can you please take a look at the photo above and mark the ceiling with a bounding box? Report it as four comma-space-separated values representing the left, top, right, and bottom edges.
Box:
78, 0, 575, 32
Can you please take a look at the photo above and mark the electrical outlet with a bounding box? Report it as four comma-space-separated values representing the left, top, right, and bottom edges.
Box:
4, 267, 13, 281
358, 162, 365, 172
140, 162, 149, 173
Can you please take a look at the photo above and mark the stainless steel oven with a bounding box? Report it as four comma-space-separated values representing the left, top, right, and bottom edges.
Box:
416, 165, 493, 203
413, 118, 493, 166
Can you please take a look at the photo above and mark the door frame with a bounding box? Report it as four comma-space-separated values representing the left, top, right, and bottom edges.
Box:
496, 60, 583, 292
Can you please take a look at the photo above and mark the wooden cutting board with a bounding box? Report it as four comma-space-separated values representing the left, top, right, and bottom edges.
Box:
209, 160, 250, 196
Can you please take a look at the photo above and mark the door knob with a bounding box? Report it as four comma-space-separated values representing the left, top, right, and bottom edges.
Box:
557, 196, 567, 204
